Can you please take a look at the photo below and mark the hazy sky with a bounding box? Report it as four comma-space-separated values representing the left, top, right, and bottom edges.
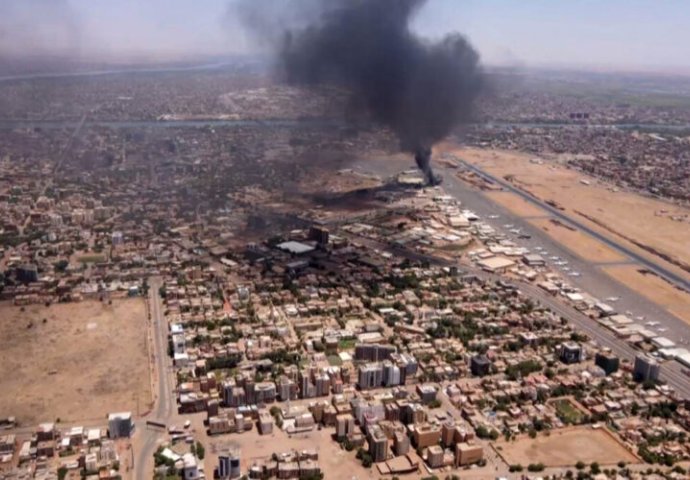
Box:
1, 0, 688, 72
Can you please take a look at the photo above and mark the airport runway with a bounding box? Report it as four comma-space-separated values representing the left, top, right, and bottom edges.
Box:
457, 160, 690, 293
352, 156, 690, 397
430, 161, 690, 342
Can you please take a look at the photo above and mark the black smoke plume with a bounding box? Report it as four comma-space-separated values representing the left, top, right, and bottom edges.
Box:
237, 0, 483, 184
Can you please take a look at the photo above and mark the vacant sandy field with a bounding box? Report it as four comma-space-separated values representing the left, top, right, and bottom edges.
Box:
0, 299, 151, 425
530, 218, 627, 263
484, 191, 549, 218
603, 266, 690, 324
445, 146, 690, 282
495, 427, 639, 467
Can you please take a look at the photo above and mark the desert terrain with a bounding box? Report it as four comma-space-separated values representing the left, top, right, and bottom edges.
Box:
529, 218, 627, 264
494, 427, 639, 467
603, 266, 690, 324
0, 299, 151, 425
484, 190, 550, 218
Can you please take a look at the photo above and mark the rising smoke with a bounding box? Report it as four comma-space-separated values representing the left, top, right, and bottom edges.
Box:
235, 0, 484, 185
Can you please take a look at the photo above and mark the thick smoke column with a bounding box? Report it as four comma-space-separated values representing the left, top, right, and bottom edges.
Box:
276, 0, 483, 185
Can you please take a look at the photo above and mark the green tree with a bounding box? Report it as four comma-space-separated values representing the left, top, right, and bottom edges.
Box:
195, 441, 205, 460
57, 466, 68, 480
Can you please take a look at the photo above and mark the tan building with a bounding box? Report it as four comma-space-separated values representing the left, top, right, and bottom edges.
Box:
455, 442, 483, 466
427, 445, 444, 468
441, 420, 456, 447
454, 425, 474, 443
393, 431, 410, 456
336, 414, 355, 440
258, 410, 274, 435
411, 423, 441, 449
477, 256, 515, 273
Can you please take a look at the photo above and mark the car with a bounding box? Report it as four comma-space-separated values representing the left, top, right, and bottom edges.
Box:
488, 214, 500, 219
184, 420, 191, 429
518, 233, 531, 239
606, 297, 619, 302
569, 272, 581, 277
550, 256, 560, 260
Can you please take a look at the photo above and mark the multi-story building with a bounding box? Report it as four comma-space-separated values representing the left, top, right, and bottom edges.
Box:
367, 425, 389, 463
335, 413, 355, 439
416, 384, 438, 404
470, 355, 491, 377
559, 342, 584, 364
441, 420, 456, 447
634, 354, 660, 382
393, 431, 410, 456
455, 443, 483, 466
358, 363, 383, 390
427, 445, 444, 468
595, 351, 620, 375
355, 344, 396, 362
411, 423, 441, 449
277, 377, 299, 401
107, 412, 133, 439
218, 450, 241, 479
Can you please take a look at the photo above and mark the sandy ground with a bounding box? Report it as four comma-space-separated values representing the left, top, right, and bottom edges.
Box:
0, 299, 151, 426
529, 218, 627, 264
494, 427, 639, 467
603, 266, 690, 324
449, 146, 690, 282
484, 191, 549, 218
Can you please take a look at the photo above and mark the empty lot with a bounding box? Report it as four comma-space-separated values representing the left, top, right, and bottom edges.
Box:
495, 427, 639, 467
0, 299, 150, 425
530, 217, 627, 264
603, 265, 690, 324
484, 190, 549, 218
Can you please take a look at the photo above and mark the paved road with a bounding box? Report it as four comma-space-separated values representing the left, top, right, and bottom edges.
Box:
134, 277, 174, 480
